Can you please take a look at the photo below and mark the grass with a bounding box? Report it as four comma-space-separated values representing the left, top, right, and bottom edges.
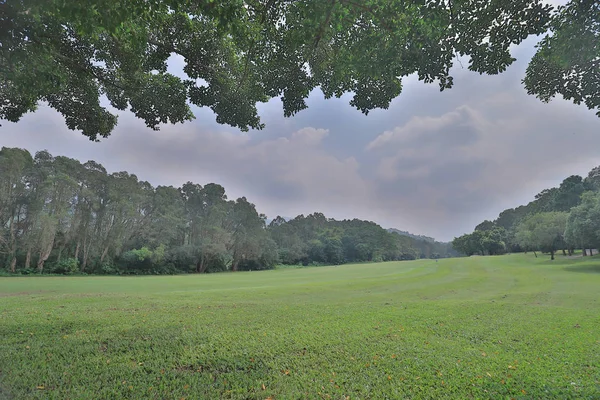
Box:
0, 254, 599, 399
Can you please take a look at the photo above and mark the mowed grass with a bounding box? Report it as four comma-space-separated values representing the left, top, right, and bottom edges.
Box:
1, 254, 599, 399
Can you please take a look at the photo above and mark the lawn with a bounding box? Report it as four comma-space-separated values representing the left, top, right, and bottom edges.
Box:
0, 254, 599, 399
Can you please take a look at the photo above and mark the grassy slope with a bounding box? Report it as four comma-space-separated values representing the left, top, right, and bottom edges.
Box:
0, 254, 599, 399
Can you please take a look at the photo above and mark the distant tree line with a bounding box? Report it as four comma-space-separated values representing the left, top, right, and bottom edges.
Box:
453, 170, 600, 260
0, 147, 454, 275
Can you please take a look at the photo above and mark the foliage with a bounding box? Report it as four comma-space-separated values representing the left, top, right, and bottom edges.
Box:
515, 212, 568, 260
0, 147, 452, 276
452, 227, 507, 256
461, 166, 600, 258
269, 215, 452, 266
524, 1, 600, 117
565, 192, 600, 251
7, 0, 591, 140
1, 254, 599, 398
48, 257, 79, 275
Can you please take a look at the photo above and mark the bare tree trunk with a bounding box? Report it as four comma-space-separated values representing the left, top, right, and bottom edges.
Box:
533, 251, 538, 258
100, 245, 109, 263
74, 240, 80, 260
37, 239, 54, 272
82, 248, 89, 271
562, 249, 567, 256
9, 257, 16, 273
81, 237, 90, 271
583, 248, 588, 256
550, 250, 555, 260
38, 230, 57, 272
7, 216, 16, 271
25, 248, 31, 269
197, 254, 207, 273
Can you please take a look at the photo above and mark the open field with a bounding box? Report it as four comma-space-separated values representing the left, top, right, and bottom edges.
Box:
1, 254, 599, 399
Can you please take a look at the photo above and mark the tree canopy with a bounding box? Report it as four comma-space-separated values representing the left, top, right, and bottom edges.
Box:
5, 0, 597, 140
0, 146, 453, 275
454, 163, 600, 259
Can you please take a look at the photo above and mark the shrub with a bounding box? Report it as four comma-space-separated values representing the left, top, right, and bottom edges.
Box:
49, 258, 79, 275
98, 262, 119, 275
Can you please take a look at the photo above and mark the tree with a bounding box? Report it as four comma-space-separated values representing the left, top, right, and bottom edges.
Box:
145, 185, 186, 248
0, 147, 33, 272
2, 0, 563, 140
524, 0, 600, 117
565, 192, 600, 255
480, 227, 507, 256
515, 212, 568, 260
550, 175, 585, 212
584, 165, 600, 191
452, 228, 506, 256
474, 220, 495, 232
227, 196, 269, 271
1, 146, 458, 274
452, 233, 476, 256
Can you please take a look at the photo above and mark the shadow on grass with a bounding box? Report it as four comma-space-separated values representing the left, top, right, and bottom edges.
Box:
564, 264, 600, 274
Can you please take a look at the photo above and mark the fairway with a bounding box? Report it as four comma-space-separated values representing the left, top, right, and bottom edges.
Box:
1, 254, 599, 399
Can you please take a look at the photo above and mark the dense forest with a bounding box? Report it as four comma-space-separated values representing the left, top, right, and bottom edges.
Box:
0, 147, 455, 275
453, 167, 600, 260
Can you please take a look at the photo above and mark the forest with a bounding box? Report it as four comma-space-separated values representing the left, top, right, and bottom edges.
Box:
453, 166, 600, 260
0, 147, 457, 275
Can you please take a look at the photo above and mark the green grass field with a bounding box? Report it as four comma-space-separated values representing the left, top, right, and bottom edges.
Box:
1, 254, 599, 399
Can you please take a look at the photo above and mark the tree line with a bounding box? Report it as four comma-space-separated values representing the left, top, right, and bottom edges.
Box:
0, 147, 454, 275
452, 168, 600, 260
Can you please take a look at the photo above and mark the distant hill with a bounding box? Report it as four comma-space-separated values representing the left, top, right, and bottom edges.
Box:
386, 228, 460, 259
387, 228, 437, 243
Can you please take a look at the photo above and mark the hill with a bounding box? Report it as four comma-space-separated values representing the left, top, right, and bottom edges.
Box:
386, 228, 436, 243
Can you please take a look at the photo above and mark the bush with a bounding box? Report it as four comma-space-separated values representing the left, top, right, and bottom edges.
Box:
49, 258, 79, 275
98, 262, 119, 275
19, 268, 38, 275
119, 247, 154, 273
165, 245, 199, 272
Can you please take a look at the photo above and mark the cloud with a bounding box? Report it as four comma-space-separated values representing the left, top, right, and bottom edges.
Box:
102, 120, 373, 221
2, 29, 600, 242
367, 106, 484, 151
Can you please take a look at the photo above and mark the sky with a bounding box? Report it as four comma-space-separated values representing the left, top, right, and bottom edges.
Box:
2, 4, 599, 241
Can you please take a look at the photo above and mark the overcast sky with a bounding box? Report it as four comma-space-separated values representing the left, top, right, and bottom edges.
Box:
2, 6, 599, 241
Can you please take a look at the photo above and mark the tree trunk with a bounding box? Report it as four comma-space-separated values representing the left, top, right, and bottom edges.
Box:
25, 248, 31, 269
37, 237, 55, 272
550, 250, 555, 260
583, 248, 588, 256
9, 257, 16, 273
533, 251, 538, 258
82, 246, 89, 271
74, 240, 80, 260
562, 249, 567, 256
7, 215, 16, 271
197, 254, 210, 273
232, 259, 239, 272
100, 245, 109, 263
